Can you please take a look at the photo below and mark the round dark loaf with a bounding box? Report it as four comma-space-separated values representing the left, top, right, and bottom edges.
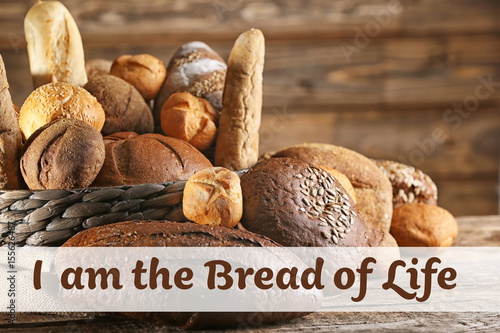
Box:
240, 157, 384, 247
91, 132, 212, 187
62, 220, 314, 329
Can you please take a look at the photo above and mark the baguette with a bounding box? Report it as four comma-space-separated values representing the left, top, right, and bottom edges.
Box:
214, 29, 265, 170
24, 0, 87, 88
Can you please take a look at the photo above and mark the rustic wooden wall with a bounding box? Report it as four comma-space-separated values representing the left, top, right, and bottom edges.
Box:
1, 0, 499, 216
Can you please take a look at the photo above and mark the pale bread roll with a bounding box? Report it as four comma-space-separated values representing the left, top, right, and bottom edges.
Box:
0, 55, 23, 189
24, 0, 87, 88
317, 165, 357, 203
214, 29, 265, 170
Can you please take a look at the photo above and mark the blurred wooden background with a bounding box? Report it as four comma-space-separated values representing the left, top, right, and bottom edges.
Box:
0, 0, 499, 216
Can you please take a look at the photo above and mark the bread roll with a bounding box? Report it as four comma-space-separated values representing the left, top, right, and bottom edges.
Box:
92, 132, 213, 187
316, 165, 356, 203
0, 55, 24, 190
240, 158, 384, 247
214, 29, 265, 170
20, 118, 105, 190
84, 75, 154, 135
391, 203, 457, 247
19, 82, 105, 140
374, 159, 438, 207
24, 0, 87, 88
110, 54, 166, 101
161, 92, 218, 152
271, 143, 393, 233
86, 59, 112, 80
183, 167, 242, 227
153, 42, 227, 132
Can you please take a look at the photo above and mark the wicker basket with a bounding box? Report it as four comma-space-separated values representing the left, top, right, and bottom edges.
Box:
0, 169, 251, 247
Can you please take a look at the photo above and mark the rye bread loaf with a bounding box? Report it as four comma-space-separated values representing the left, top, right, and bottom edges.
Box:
61, 220, 313, 329
271, 143, 393, 233
0, 54, 24, 190
240, 158, 385, 247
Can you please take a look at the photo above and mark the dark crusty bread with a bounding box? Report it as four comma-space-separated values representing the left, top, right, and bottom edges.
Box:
374, 159, 438, 207
0, 54, 24, 190
240, 158, 384, 247
271, 143, 393, 233
20, 118, 105, 190
62, 220, 312, 329
84, 75, 154, 135
91, 132, 212, 187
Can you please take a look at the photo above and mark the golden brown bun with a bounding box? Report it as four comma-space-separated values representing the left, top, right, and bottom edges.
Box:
110, 54, 166, 101
92, 132, 213, 187
316, 165, 357, 204
20, 118, 105, 190
153, 41, 226, 133
391, 203, 458, 247
271, 143, 393, 233
0, 55, 24, 190
161, 92, 218, 152
84, 75, 154, 135
19, 82, 105, 140
85, 59, 112, 80
215, 29, 265, 170
24, 0, 87, 88
183, 167, 243, 228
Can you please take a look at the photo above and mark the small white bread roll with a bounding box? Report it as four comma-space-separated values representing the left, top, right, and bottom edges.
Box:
24, 0, 87, 88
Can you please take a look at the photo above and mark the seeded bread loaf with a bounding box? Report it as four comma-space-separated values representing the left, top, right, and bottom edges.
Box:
374, 159, 438, 207
153, 42, 226, 133
271, 143, 393, 233
0, 55, 24, 190
240, 158, 384, 247
92, 132, 212, 187
214, 29, 265, 170
62, 220, 314, 329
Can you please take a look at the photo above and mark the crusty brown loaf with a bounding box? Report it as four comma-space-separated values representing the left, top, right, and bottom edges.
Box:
161, 92, 218, 152
20, 118, 105, 190
62, 220, 311, 329
374, 159, 438, 207
0, 54, 24, 190
85, 59, 112, 80
19, 82, 105, 140
317, 165, 357, 204
84, 75, 154, 135
240, 158, 384, 247
183, 167, 243, 228
214, 29, 265, 170
92, 132, 212, 187
153, 42, 227, 133
271, 143, 393, 233
391, 203, 457, 247
110, 54, 166, 101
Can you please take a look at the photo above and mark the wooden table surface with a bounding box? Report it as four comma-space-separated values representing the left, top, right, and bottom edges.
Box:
1, 215, 499, 332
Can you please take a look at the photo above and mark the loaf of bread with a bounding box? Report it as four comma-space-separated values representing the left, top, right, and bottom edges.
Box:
24, 0, 87, 88
214, 29, 265, 170
110, 54, 166, 101
86, 59, 112, 80
240, 158, 385, 247
153, 42, 227, 132
61, 220, 313, 329
374, 159, 438, 207
183, 167, 243, 228
20, 118, 105, 190
316, 165, 357, 203
84, 75, 154, 135
18, 82, 105, 140
271, 143, 393, 233
391, 203, 457, 247
0, 55, 24, 190
161, 92, 218, 152
92, 132, 213, 187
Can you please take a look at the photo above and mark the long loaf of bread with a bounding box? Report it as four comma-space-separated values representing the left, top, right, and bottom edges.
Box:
214, 29, 265, 170
0, 55, 23, 189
